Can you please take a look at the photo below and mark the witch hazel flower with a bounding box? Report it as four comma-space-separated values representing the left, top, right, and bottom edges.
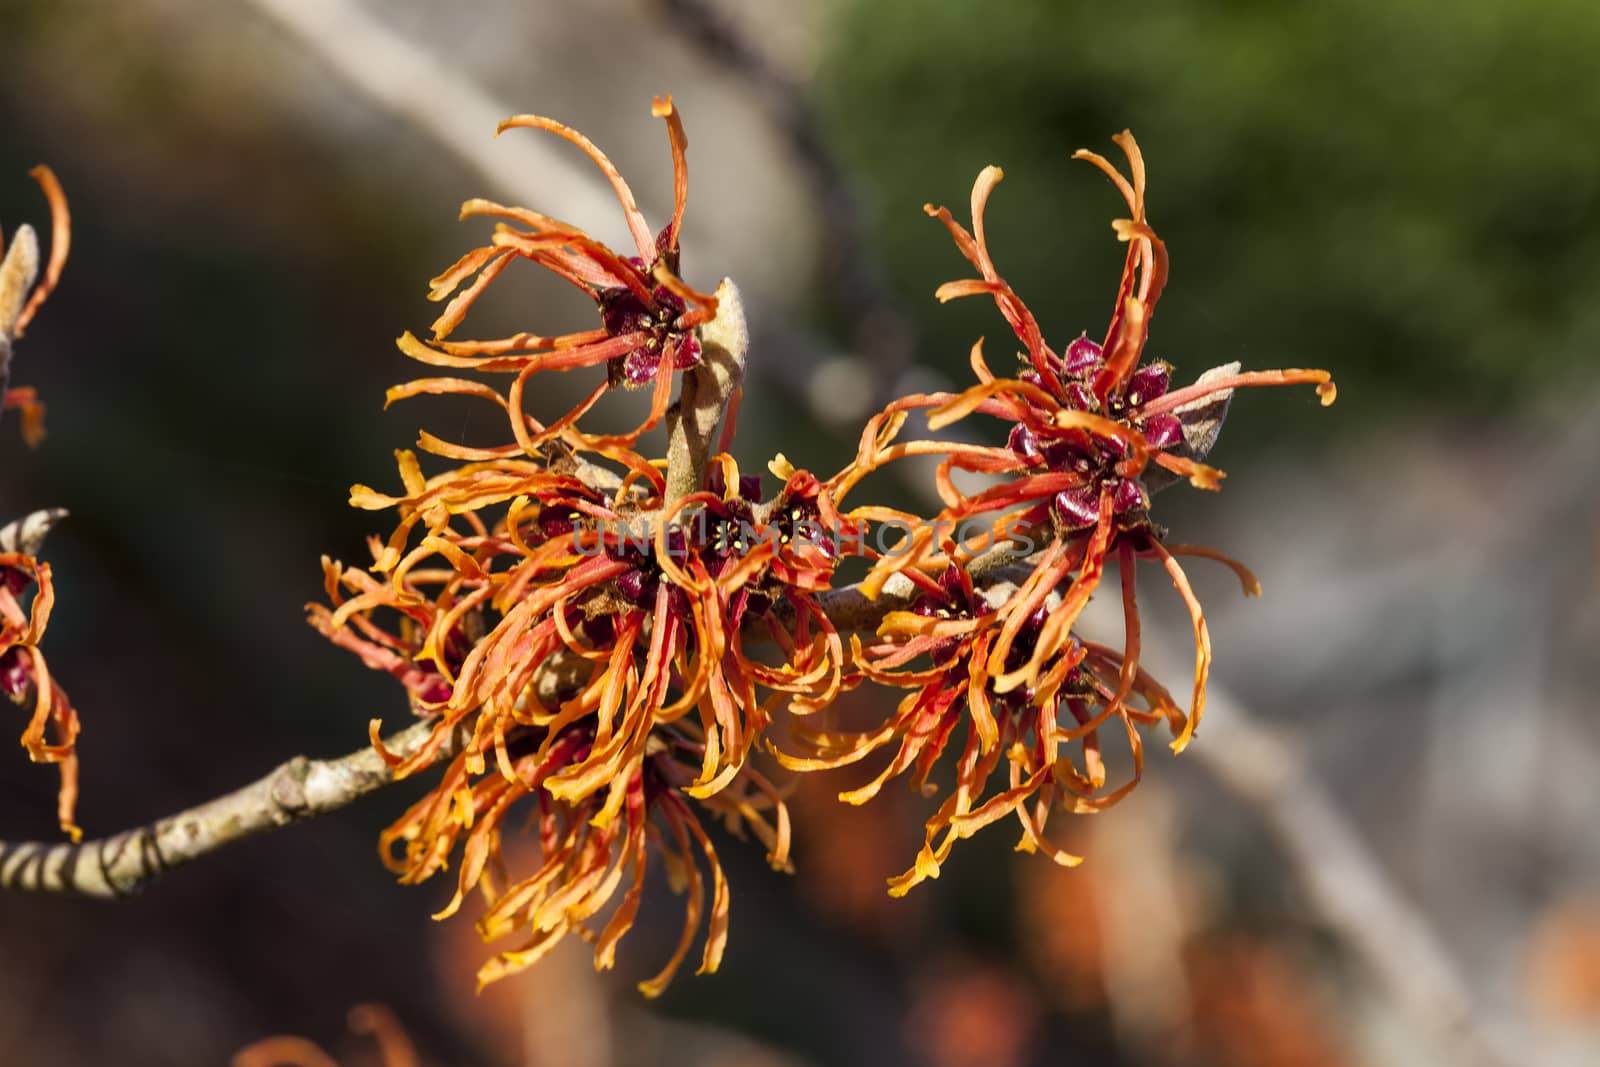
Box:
394, 96, 720, 452
1005, 339, 1184, 528
922, 133, 1334, 538
780, 504, 1187, 894
821, 131, 1334, 840
0, 524, 81, 840
314, 430, 847, 990
383, 716, 788, 996
313, 443, 788, 993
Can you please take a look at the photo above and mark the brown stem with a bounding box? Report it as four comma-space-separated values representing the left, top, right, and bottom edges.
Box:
1192, 685, 1523, 1067
665, 279, 747, 502
0, 718, 459, 897
0, 544, 1021, 898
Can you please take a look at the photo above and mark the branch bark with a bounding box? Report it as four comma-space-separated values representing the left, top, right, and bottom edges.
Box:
246, 0, 627, 238
0, 717, 458, 897
0, 547, 1020, 900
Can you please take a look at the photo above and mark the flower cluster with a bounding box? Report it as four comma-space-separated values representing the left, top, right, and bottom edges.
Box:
314, 106, 1334, 992
393, 96, 718, 450
1, 169, 79, 840
793, 132, 1333, 890
314, 98, 853, 993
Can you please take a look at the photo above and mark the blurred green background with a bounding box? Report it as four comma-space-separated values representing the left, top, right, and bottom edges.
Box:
824, 0, 1600, 424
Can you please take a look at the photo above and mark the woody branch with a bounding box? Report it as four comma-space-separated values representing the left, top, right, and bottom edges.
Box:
0, 536, 1019, 898
0, 718, 458, 898
0, 259, 1219, 896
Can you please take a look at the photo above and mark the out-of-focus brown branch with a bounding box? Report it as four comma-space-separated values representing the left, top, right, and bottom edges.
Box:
245, 0, 626, 234
1191, 683, 1526, 1067
0, 717, 454, 897
656, 0, 915, 399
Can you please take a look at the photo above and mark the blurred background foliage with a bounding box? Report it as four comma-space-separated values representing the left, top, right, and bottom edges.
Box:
1, 2, 1597, 1066
820, 0, 1600, 433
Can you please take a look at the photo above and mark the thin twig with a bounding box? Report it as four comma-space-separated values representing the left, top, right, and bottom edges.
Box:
0, 543, 1032, 899
0, 717, 456, 897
